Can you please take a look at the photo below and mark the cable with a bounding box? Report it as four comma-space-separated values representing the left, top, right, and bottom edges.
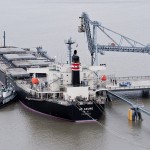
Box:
74, 103, 150, 149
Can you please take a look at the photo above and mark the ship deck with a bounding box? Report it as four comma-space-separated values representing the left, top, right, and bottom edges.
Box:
0, 47, 150, 94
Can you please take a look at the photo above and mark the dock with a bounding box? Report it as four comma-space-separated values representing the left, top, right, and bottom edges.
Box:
106, 76, 150, 91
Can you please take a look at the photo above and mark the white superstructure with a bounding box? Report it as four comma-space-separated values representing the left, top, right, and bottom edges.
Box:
26, 63, 106, 101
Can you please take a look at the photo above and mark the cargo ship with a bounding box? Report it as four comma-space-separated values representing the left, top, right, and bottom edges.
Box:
0, 40, 106, 121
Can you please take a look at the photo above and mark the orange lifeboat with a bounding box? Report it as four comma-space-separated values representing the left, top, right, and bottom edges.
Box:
101, 75, 107, 81
31, 78, 39, 84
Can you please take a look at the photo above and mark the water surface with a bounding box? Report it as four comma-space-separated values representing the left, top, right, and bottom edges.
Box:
0, 0, 150, 150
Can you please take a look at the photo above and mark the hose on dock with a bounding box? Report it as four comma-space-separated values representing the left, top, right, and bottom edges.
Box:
107, 91, 150, 120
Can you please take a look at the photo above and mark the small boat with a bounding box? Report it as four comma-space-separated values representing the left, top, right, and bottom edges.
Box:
0, 85, 17, 108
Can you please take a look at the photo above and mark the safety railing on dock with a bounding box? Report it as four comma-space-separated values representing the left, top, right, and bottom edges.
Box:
115, 76, 150, 81
107, 85, 150, 91
107, 75, 150, 81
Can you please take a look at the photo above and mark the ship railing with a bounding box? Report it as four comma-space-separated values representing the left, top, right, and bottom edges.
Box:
29, 86, 51, 93
26, 96, 47, 101
27, 92, 65, 102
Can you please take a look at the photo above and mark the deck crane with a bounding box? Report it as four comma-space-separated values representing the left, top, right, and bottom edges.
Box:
79, 12, 150, 66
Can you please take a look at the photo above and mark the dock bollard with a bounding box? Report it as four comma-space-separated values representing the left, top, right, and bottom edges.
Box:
128, 108, 142, 121
128, 109, 133, 121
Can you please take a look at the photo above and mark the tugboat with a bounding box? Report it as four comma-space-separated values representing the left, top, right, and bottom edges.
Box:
0, 83, 17, 108
0, 36, 106, 121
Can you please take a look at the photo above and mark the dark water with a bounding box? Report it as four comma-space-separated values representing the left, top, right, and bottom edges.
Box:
0, 0, 150, 150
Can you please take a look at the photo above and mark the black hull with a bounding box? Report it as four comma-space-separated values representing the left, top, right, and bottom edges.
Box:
20, 98, 104, 122
0, 70, 105, 122
0, 96, 17, 109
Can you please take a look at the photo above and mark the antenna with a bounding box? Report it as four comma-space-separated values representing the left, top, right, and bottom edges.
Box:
3, 31, 6, 48
65, 37, 75, 65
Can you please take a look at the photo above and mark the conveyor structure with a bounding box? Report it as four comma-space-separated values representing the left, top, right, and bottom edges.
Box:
107, 91, 150, 120
79, 12, 150, 65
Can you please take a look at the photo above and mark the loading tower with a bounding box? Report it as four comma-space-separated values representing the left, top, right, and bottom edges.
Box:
79, 12, 150, 65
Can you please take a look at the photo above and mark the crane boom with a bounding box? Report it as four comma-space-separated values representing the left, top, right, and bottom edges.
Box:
97, 45, 150, 54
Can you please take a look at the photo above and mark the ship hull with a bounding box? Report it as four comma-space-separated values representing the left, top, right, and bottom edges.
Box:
0, 70, 105, 122
20, 97, 105, 121
0, 94, 17, 109
0, 71, 17, 109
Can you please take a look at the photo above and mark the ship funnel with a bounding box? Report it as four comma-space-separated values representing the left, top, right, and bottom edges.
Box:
71, 50, 80, 86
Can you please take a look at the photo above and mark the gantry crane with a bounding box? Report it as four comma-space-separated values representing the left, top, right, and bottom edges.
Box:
78, 13, 150, 120
79, 12, 150, 65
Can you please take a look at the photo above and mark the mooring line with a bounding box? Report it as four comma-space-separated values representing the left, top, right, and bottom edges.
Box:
74, 103, 150, 149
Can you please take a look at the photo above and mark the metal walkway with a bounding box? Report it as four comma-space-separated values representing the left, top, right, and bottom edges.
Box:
107, 91, 150, 116
106, 75, 150, 91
